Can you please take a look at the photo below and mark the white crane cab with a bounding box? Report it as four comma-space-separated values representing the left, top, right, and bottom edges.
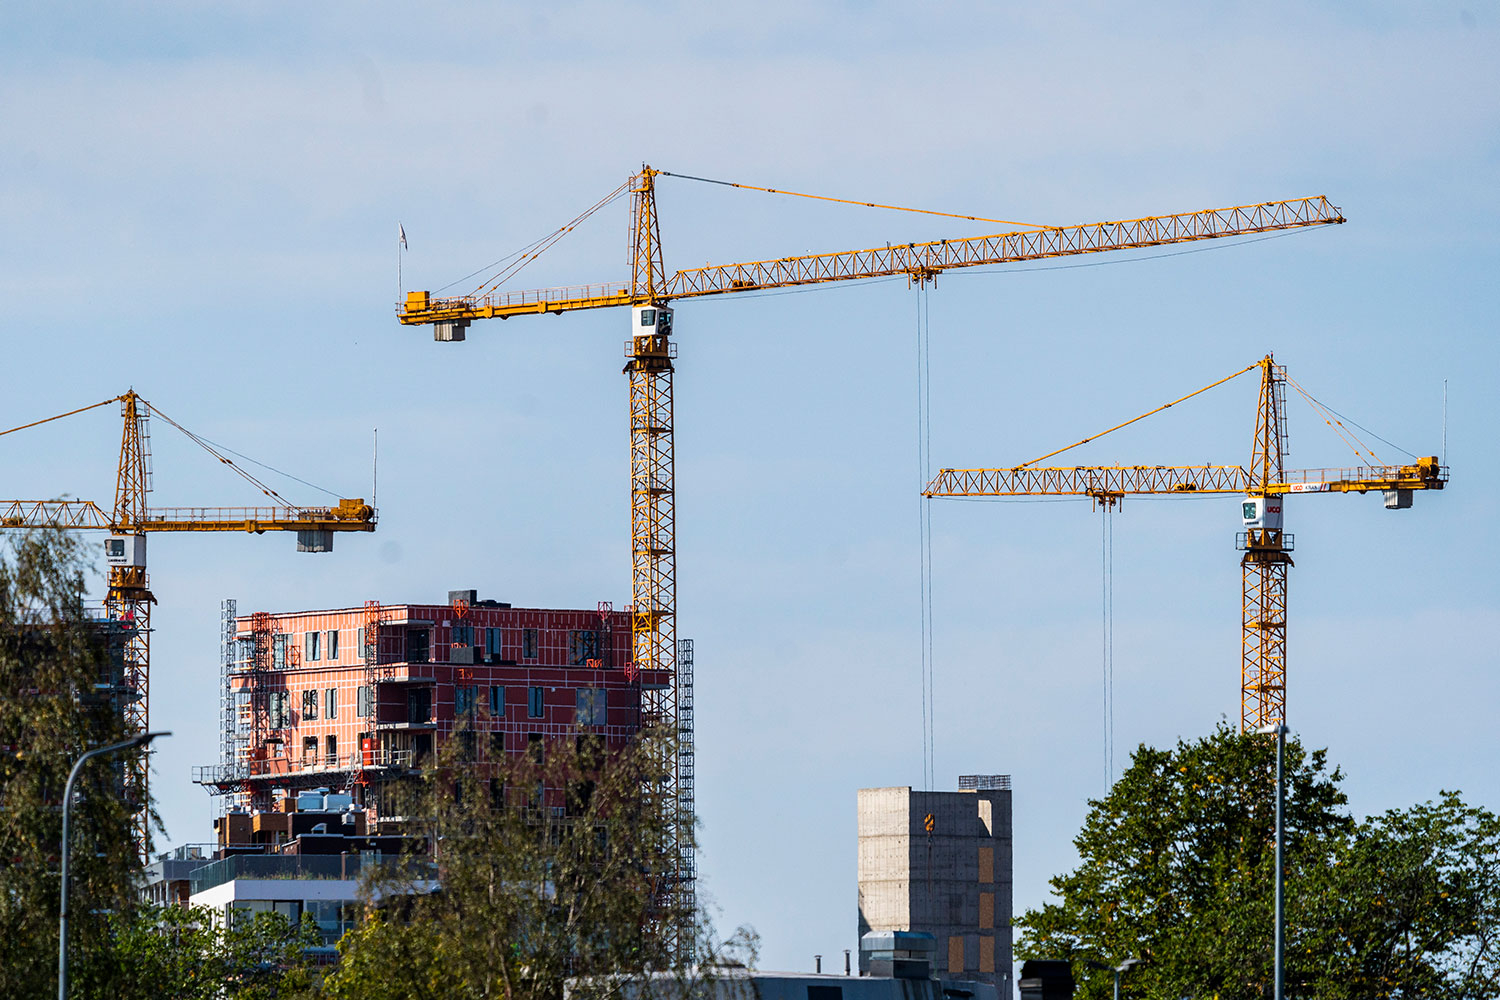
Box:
632, 304, 673, 337
105, 534, 147, 568
1241, 495, 1284, 532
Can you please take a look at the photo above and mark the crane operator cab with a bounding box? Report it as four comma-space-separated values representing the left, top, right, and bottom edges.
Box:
633, 304, 674, 338
105, 534, 147, 569
1241, 495, 1283, 532
628, 305, 676, 369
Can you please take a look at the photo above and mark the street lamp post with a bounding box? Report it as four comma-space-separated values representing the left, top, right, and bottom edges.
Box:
1258, 721, 1287, 1000
58, 730, 169, 1000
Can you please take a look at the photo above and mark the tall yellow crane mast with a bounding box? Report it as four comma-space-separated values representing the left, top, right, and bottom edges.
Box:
396, 164, 1344, 954
924, 355, 1447, 730
0, 391, 376, 858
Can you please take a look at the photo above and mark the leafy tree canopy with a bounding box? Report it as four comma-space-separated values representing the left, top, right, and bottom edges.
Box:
324, 731, 755, 1000
1017, 725, 1500, 999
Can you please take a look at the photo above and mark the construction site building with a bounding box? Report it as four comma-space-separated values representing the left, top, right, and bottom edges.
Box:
194, 591, 666, 828
857, 777, 1014, 991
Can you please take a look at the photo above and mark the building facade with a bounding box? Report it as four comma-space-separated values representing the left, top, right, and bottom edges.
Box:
196, 591, 668, 826
856, 777, 1014, 990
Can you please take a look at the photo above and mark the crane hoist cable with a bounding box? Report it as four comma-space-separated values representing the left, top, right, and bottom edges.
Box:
1101, 502, 1114, 787
915, 284, 936, 791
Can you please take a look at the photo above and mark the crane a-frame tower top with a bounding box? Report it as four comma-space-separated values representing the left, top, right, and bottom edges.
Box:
396, 164, 1344, 956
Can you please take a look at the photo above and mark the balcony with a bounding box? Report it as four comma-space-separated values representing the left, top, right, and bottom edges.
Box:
195, 747, 416, 786
189, 853, 435, 894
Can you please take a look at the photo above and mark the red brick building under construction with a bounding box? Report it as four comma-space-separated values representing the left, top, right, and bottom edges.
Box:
196, 590, 670, 828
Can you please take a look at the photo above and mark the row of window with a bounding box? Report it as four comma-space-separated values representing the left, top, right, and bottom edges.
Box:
412, 627, 597, 664
452, 685, 609, 726
266, 626, 608, 668
260, 688, 364, 727
267, 685, 612, 728
301, 687, 337, 720
303, 629, 339, 662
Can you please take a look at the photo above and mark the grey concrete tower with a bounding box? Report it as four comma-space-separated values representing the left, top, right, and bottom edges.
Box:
857, 777, 1013, 990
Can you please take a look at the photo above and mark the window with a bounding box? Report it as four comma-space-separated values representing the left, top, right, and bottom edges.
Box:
302, 736, 319, 767
486, 628, 504, 656
639, 308, 656, 326
456, 685, 478, 717
566, 777, 595, 817
490, 732, 506, 757
521, 628, 538, 659
569, 630, 599, 665
528, 686, 544, 719
406, 628, 430, 664
325, 687, 337, 719
527, 733, 544, 764
978, 846, 995, 883
305, 631, 320, 662
947, 937, 964, 974
326, 629, 339, 660
452, 623, 474, 647
408, 687, 432, 724
458, 730, 476, 762
488, 685, 504, 717
356, 626, 366, 659
357, 685, 373, 718
302, 689, 318, 721
273, 633, 288, 669
268, 691, 290, 729
575, 687, 607, 727
325, 734, 338, 766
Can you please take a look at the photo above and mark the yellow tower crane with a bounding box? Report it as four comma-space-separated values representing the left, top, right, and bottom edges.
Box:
397, 165, 1345, 954
0, 391, 377, 857
923, 355, 1446, 730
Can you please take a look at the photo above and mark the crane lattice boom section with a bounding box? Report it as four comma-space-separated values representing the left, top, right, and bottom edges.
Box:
667, 197, 1343, 298
925, 459, 1447, 499
0, 500, 376, 533
0, 500, 112, 529
398, 195, 1344, 325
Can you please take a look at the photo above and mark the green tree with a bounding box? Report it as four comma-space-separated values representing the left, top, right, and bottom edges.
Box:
1018, 726, 1500, 999
1297, 791, 1500, 999
324, 730, 755, 1000
91, 902, 323, 999
0, 529, 323, 998
0, 529, 142, 996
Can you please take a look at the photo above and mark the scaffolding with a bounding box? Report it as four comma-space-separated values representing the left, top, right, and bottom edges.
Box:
217, 599, 246, 813
675, 636, 696, 953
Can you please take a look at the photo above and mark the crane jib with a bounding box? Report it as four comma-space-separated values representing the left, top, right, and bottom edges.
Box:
398, 196, 1344, 325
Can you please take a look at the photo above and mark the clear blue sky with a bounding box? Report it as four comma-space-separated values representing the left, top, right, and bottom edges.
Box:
3, 0, 1497, 977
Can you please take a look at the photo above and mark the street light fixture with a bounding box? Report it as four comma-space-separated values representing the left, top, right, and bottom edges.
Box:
1257, 721, 1287, 1000
1086, 956, 1142, 1000
58, 730, 170, 1000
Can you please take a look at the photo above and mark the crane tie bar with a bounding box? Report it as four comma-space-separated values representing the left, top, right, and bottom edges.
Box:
658, 170, 1052, 231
